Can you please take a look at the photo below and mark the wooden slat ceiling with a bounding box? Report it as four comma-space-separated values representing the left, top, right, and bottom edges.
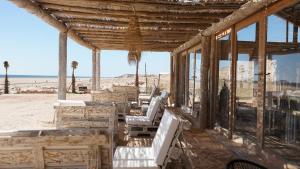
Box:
277, 2, 300, 27
32, 0, 247, 51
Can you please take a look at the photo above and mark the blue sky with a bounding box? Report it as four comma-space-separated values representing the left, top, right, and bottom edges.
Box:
0, 1, 170, 77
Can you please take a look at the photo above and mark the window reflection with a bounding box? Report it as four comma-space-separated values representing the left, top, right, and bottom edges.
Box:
265, 11, 300, 147
216, 34, 231, 129
263, 6, 300, 165
187, 50, 201, 116
235, 23, 259, 144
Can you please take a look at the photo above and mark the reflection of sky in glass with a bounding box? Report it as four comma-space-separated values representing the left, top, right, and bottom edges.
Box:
267, 15, 300, 83
272, 54, 300, 83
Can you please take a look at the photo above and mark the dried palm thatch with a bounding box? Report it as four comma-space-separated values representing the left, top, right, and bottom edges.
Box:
125, 16, 142, 65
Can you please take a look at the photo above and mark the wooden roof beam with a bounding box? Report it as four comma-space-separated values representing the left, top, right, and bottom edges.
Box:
9, 0, 96, 50
66, 22, 210, 31
35, 0, 241, 13
41, 4, 230, 20
52, 11, 219, 24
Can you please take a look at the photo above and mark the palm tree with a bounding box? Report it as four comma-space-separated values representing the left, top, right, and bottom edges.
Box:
71, 61, 78, 93
3, 61, 9, 94
128, 50, 141, 87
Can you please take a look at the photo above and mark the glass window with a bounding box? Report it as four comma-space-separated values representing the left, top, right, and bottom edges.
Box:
235, 23, 259, 144
264, 3, 300, 162
187, 50, 201, 116
216, 33, 231, 130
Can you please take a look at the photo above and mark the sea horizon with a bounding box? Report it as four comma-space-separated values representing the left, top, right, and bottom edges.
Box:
0, 74, 156, 79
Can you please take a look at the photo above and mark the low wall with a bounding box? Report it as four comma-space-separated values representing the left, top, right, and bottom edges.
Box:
0, 129, 112, 169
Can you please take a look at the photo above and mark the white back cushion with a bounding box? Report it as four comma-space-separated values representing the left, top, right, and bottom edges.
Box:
149, 85, 157, 98
160, 91, 169, 101
151, 110, 180, 165
146, 97, 161, 122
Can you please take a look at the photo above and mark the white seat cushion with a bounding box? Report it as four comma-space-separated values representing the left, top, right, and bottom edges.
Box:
114, 147, 154, 160
152, 110, 180, 166
125, 116, 152, 125
113, 159, 159, 169
139, 95, 151, 100
54, 100, 86, 107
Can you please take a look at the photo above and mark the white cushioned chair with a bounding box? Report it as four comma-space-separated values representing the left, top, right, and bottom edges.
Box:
113, 110, 182, 169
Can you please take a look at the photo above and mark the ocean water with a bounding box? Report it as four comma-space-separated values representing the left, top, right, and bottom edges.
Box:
0, 75, 90, 78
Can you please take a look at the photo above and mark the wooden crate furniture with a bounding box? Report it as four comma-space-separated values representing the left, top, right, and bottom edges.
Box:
91, 90, 129, 121
113, 110, 185, 169
112, 85, 139, 102
141, 91, 169, 114
0, 129, 113, 169
54, 100, 116, 130
126, 97, 163, 137
138, 85, 159, 106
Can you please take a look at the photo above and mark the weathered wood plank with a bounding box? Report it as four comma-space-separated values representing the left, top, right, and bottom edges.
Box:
0, 129, 112, 168
256, 17, 267, 150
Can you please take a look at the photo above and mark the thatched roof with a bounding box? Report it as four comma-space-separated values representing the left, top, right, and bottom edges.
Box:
10, 0, 247, 51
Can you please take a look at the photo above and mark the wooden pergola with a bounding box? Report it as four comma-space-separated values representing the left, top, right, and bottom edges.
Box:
9, 0, 249, 100
6, 0, 300, 167
10, 0, 246, 51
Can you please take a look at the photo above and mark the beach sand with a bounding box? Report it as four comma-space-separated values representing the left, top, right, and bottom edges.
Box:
0, 75, 170, 132
0, 93, 90, 132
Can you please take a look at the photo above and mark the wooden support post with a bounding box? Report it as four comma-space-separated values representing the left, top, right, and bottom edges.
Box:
257, 17, 267, 150
199, 36, 211, 130
96, 50, 101, 90
286, 20, 289, 43
174, 54, 179, 107
185, 53, 190, 106
170, 54, 174, 105
209, 35, 217, 129
178, 54, 185, 106
229, 26, 237, 139
92, 49, 97, 91
293, 8, 298, 48
58, 31, 67, 100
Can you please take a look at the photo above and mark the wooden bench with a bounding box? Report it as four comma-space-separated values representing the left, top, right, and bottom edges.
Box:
0, 129, 113, 169
91, 90, 129, 121
112, 85, 139, 102
54, 100, 116, 130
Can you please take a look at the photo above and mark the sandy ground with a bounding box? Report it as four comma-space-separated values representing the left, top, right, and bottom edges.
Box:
0, 75, 170, 132
0, 94, 90, 132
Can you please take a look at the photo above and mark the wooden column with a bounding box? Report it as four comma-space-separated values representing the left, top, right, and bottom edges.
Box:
257, 17, 267, 150
177, 54, 184, 106
293, 12, 298, 48
174, 54, 179, 107
58, 31, 67, 100
199, 36, 211, 130
170, 54, 174, 105
92, 49, 97, 91
209, 35, 217, 129
96, 50, 101, 90
229, 26, 237, 139
185, 53, 190, 106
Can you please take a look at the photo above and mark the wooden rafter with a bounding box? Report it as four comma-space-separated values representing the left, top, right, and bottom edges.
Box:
10, 0, 247, 51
